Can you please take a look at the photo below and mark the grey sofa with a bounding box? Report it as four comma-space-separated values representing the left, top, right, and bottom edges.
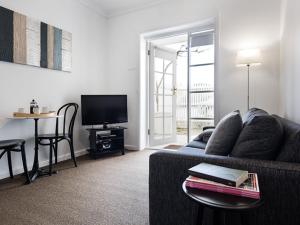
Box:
149, 115, 300, 225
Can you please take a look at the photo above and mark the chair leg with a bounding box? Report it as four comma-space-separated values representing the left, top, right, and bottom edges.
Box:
49, 140, 53, 176
20, 144, 31, 184
54, 139, 58, 164
69, 139, 77, 167
7, 150, 14, 179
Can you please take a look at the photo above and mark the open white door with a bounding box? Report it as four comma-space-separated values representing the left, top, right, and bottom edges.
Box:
149, 45, 177, 146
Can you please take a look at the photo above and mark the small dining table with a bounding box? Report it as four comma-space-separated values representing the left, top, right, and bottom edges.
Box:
9, 114, 63, 182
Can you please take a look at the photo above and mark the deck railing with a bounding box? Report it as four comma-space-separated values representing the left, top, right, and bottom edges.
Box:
153, 83, 214, 130
176, 83, 214, 129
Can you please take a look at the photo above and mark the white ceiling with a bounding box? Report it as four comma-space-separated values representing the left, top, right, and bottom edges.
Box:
78, 0, 168, 17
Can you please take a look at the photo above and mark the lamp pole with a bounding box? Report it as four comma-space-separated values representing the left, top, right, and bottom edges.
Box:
247, 64, 250, 110
237, 48, 261, 111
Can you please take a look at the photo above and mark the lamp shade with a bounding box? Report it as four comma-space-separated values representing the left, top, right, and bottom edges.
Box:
236, 49, 261, 66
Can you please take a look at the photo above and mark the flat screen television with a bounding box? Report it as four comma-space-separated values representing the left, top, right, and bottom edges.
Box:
81, 95, 128, 126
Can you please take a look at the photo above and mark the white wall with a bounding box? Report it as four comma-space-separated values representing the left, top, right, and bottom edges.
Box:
0, 0, 108, 178
106, 0, 282, 149
280, 0, 300, 123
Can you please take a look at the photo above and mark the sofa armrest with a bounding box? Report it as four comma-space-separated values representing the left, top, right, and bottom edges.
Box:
203, 126, 215, 131
149, 150, 300, 225
193, 129, 214, 143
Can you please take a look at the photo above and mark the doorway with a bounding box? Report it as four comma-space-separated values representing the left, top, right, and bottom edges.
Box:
147, 26, 215, 147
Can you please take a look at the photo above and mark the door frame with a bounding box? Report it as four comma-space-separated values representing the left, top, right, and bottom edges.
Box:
141, 18, 219, 149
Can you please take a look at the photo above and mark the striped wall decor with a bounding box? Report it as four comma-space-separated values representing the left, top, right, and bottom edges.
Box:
47, 25, 54, 69
13, 12, 26, 64
62, 31, 72, 71
40, 22, 48, 68
53, 28, 62, 70
0, 6, 72, 72
0, 7, 13, 62
26, 17, 40, 67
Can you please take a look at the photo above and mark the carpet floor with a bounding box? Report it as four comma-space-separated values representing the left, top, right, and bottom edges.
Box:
0, 150, 153, 225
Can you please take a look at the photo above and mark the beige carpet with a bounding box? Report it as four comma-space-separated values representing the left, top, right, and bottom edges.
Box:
0, 150, 153, 225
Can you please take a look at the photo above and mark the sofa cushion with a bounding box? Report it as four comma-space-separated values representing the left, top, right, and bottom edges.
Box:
275, 116, 300, 163
242, 108, 268, 125
179, 146, 206, 155
231, 115, 283, 160
205, 110, 242, 156
186, 141, 207, 150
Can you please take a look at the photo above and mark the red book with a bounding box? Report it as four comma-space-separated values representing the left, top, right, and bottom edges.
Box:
185, 173, 260, 199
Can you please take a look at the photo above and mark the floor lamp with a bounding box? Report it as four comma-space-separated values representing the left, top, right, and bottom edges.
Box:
237, 49, 262, 110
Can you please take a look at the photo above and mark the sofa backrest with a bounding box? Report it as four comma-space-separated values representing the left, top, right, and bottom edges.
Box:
230, 112, 283, 160
274, 115, 300, 163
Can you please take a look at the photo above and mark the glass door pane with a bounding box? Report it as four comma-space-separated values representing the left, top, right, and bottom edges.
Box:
190, 65, 214, 91
188, 31, 215, 141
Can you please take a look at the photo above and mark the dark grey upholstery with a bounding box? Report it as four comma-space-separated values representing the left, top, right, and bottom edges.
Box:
149, 115, 300, 225
242, 108, 268, 124
186, 129, 214, 150
231, 114, 283, 160
193, 129, 214, 143
149, 149, 300, 225
186, 140, 206, 149
178, 146, 206, 155
205, 111, 242, 156
275, 115, 300, 163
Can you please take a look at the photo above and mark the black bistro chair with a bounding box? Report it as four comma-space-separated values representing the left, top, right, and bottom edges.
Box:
38, 103, 79, 175
0, 139, 30, 184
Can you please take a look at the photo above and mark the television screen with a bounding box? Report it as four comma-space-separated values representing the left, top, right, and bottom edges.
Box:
81, 95, 128, 126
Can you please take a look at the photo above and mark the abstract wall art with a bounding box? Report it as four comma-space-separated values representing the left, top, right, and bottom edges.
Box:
0, 6, 72, 72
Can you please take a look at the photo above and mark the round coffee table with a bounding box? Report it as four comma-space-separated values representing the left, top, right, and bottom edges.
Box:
182, 181, 263, 225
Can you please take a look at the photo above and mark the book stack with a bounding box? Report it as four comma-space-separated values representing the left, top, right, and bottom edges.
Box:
185, 163, 260, 199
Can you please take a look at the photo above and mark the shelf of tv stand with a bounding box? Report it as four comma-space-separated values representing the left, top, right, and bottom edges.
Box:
86, 126, 127, 131
87, 126, 127, 159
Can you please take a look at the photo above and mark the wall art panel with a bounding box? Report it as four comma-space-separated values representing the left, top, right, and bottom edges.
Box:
0, 6, 72, 72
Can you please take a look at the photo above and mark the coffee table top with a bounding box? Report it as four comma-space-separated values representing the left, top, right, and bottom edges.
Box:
182, 181, 263, 211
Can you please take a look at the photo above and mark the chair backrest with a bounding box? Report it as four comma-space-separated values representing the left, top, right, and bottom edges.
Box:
55, 103, 79, 138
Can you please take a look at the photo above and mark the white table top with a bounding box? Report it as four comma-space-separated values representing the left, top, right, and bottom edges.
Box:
8, 115, 63, 120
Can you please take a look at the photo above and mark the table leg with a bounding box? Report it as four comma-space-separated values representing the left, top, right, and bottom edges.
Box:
29, 118, 58, 182
30, 118, 40, 181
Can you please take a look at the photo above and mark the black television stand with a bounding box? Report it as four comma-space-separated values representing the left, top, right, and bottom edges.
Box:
87, 126, 127, 159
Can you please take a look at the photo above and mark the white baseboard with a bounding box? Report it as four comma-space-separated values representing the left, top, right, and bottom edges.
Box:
0, 149, 88, 180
